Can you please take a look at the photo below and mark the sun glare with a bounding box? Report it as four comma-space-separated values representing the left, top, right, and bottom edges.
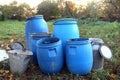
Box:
67, 0, 97, 6
75, 0, 88, 6
0, 0, 97, 8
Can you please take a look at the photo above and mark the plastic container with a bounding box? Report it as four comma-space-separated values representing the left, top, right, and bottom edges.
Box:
89, 38, 104, 70
53, 18, 79, 48
25, 15, 48, 49
29, 33, 51, 64
36, 37, 63, 74
66, 38, 93, 75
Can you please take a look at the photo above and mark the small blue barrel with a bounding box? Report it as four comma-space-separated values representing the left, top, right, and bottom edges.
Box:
36, 38, 63, 74
29, 33, 51, 64
53, 18, 79, 48
66, 38, 93, 75
25, 15, 48, 49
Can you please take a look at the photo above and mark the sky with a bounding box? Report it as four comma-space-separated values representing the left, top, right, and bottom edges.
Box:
0, 0, 100, 8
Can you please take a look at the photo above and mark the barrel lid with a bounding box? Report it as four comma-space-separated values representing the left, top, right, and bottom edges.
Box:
54, 18, 77, 25
26, 15, 43, 20
99, 45, 112, 60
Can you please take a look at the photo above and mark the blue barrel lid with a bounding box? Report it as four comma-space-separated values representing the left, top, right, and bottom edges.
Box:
54, 18, 77, 25
37, 37, 61, 48
26, 15, 43, 20
67, 38, 90, 45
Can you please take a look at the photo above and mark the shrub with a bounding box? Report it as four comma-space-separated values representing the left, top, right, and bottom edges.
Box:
37, 1, 60, 21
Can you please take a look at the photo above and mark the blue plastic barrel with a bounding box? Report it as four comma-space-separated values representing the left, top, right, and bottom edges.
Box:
66, 38, 93, 75
29, 33, 51, 64
53, 18, 79, 48
25, 15, 48, 49
36, 38, 63, 74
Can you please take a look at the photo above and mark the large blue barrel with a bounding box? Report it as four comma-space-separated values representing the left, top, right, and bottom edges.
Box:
53, 18, 79, 48
29, 33, 51, 64
36, 38, 63, 74
25, 15, 48, 49
66, 38, 93, 75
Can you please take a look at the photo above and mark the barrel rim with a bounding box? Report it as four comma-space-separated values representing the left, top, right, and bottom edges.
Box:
26, 15, 43, 20
37, 37, 62, 48
89, 38, 104, 45
30, 33, 51, 39
66, 38, 90, 45
54, 18, 77, 25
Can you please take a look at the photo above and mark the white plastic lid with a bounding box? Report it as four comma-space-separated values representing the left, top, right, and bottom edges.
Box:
99, 45, 112, 60
9, 42, 24, 50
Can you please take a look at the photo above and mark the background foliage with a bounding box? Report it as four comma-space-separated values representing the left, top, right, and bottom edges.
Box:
1, 0, 120, 21
37, 1, 60, 20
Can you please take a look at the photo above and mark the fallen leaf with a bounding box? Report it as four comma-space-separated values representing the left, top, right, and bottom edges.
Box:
110, 73, 116, 79
5, 70, 9, 74
8, 73, 13, 80
5, 44, 9, 49
0, 70, 5, 77
10, 39, 14, 43
0, 41, 3, 44
0, 70, 5, 73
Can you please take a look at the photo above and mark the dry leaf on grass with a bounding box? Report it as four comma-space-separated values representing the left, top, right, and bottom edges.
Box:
110, 73, 116, 79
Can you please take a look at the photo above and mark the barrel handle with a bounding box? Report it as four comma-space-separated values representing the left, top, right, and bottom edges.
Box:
69, 46, 76, 55
48, 48, 56, 57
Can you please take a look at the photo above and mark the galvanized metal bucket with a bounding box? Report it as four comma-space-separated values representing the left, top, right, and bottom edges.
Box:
89, 38, 104, 71
8, 50, 33, 73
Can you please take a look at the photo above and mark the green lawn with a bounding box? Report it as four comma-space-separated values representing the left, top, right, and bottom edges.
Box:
0, 20, 120, 79
0, 20, 25, 39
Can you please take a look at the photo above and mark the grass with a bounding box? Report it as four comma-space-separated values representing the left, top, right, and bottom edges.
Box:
0, 20, 120, 79
0, 20, 25, 39
0, 20, 26, 47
